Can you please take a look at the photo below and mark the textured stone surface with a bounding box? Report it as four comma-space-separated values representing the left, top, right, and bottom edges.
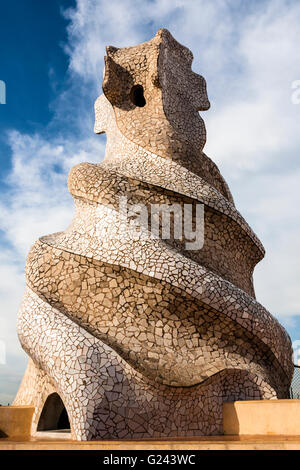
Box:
14, 29, 293, 440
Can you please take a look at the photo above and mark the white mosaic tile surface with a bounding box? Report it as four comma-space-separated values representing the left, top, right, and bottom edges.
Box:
14, 29, 293, 440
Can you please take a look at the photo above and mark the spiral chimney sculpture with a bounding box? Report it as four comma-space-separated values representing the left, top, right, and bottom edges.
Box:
14, 29, 293, 440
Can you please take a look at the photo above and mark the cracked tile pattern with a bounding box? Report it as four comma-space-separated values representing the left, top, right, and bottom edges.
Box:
14, 29, 293, 440
15, 289, 279, 439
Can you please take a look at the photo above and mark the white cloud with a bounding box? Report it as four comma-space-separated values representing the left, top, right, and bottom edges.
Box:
205, 0, 300, 174
239, 168, 300, 318
0, 131, 105, 257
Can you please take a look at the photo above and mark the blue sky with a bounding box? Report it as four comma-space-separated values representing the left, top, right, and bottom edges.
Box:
0, 0, 74, 176
0, 0, 300, 404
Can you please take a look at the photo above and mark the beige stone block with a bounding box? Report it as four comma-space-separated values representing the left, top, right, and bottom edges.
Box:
223, 399, 300, 436
0, 406, 34, 438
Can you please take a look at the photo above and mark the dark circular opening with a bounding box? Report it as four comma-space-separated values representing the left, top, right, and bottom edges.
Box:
130, 85, 146, 107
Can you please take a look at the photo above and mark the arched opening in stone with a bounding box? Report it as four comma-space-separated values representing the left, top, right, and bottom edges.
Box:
37, 393, 70, 432
130, 85, 146, 107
